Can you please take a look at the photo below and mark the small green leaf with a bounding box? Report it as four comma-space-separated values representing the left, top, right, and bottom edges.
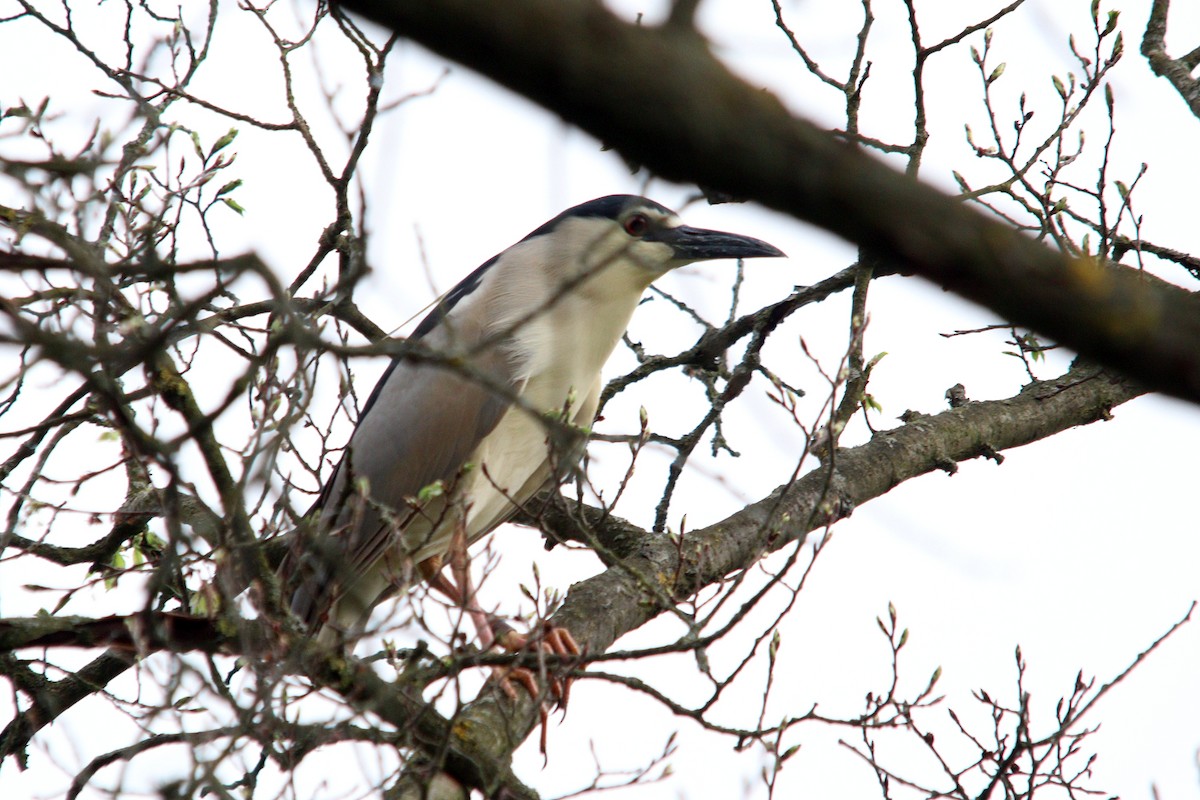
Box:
1103, 10, 1119, 37
417, 480, 445, 502
216, 179, 242, 197
1115, 180, 1129, 200
987, 63, 1006, 84
191, 591, 210, 616
1052, 74, 1066, 98
189, 130, 204, 159
208, 127, 238, 159
105, 552, 124, 589
222, 197, 245, 215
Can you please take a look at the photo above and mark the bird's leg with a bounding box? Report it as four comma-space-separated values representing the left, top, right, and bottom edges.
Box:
446, 520, 582, 707
445, 524, 555, 701
417, 534, 580, 706
449, 532, 582, 707
417, 533, 541, 698
416, 552, 498, 651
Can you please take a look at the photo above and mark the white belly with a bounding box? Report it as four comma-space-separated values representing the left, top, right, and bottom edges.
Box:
458, 371, 600, 542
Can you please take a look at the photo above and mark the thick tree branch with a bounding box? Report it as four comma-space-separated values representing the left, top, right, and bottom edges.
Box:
562, 362, 1139, 652
1142, 0, 1200, 119
340, 0, 1200, 406
0, 649, 136, 769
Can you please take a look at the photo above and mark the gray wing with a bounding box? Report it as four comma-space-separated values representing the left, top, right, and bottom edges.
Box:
286, 317, 521, 630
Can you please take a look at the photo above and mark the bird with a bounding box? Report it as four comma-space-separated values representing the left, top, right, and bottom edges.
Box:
282, 195, 784, 662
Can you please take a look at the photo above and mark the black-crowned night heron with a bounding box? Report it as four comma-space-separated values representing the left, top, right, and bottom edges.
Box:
283, 195, 784, 664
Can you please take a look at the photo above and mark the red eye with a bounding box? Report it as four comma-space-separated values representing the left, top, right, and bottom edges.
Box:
623, 213, 650, 237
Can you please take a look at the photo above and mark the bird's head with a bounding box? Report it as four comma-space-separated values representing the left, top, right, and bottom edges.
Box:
529, 195, 785, 286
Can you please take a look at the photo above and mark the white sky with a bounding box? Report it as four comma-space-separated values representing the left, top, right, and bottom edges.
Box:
2, 1, 1199, 799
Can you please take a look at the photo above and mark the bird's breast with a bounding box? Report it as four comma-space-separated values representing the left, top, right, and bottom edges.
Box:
457, 269, 641, 539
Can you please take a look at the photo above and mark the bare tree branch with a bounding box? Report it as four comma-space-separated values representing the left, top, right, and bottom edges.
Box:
3, 358, 1134, 790
340, 0, 1200, 406
1142, 0, 1200, 119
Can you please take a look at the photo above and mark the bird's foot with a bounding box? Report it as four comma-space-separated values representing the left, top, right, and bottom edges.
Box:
487, 619, 581, 760
488, 617, 581, 709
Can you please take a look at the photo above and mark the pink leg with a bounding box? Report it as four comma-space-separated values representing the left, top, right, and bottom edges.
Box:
417, 551, 496, 650
418, 534, 582, 706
